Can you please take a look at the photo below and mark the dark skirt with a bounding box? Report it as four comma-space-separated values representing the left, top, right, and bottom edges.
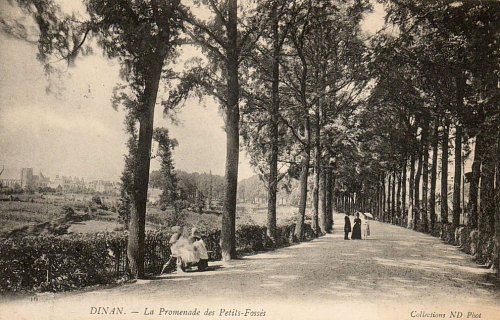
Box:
351, 224, 362, 239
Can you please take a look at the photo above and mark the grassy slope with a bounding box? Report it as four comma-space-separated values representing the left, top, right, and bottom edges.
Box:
1, 195, 307, 237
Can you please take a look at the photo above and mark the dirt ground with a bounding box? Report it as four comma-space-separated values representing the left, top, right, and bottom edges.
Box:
1, 213, 499, 320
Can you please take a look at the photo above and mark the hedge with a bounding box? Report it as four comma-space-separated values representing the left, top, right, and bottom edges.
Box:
0, 223, 315, 293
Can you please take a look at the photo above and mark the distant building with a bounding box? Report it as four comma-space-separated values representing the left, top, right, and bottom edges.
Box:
32, 171, 50, 188
0, 178, 20, 189
0, 167, 119, 194
49, 175, 65, 190
87, 180, 119, 194
14, 168, 50, 189
20, 168, 33, 188
73, 177, 86, 190
50, 175, 87, 191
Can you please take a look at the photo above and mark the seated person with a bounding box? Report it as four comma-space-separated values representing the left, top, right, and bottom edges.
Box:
190, 228, 209, 271
179, 236, 198, 267
161, 226, 183, 274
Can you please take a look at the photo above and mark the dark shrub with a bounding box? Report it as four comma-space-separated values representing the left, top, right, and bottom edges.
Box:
0, 222, 316, 293
91, 195, 102, 206
236, 225, 267, 253
60, 206, 76, 218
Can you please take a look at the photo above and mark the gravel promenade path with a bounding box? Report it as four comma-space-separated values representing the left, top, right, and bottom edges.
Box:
2, 213, 499, 320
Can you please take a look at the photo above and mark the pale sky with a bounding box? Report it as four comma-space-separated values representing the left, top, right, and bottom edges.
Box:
0, 0, 385, 182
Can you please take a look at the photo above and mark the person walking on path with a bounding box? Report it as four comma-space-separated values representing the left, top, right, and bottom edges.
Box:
344, 214, 351, 240
351, 212, 362, 240
363, 218, 371, 239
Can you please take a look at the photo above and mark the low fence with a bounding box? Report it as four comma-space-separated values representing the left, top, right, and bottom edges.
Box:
0, 223, 315, 293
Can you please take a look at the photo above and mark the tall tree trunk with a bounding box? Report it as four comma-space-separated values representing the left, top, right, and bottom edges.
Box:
128, 56, 164, 279
344, 192, 348, 213
493, 132, 500, 275
349, 194, 353, 214
452, 124, 462, 229
326, 170, 334, 232
402, 161, 407, 227
381, 172, 386, 221
391, 170, 396, 223
386, 173, 391, 222
312, 115, 321, 234
429, 117, 439, 231
422, 121, 430, 232
221, 0, 239, 260
452, 73, 465, 230
295, 116, 311, 241
340, 193, 344, 213
293, 18, 311, 241
478, 133, 496, 237
347, 194, 351, 214
468, 134, 483, 229
341, 192, 344, 213
333, 192, 337, 212
396, 167, 402, 224
345, 194, 349, 214
266, 0, 280, 245
478, 131, 496, 264
376, 173, 381, 218
414, 139, 423, 230
319, 169, 327, 233
409, 153, 416, 228
441, 121, 450, 224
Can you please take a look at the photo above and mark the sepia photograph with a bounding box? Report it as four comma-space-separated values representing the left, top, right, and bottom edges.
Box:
0, 0, 499, 319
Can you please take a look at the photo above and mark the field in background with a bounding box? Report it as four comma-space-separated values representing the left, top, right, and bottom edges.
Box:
0, 193, 121, 235
0, 194, 306, 237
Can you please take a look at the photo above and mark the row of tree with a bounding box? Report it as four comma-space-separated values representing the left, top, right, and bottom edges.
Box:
9, 0, 499, 278
151, 0, 369, 259
150, 168, 225, 205
335, 1, 499, 273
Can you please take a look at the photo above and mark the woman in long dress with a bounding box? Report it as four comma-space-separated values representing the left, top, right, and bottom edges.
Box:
176, 235, 198, 271
351, 212, 362, 240
161, 226, 183, 274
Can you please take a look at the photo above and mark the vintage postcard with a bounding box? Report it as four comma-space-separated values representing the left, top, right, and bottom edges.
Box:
1, 1, 499, 319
